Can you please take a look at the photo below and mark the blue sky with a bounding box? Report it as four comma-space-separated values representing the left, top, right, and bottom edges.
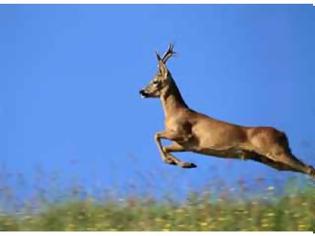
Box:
1, 5, 315, 199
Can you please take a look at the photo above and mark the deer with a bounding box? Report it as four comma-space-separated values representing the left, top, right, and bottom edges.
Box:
139, 44, 315, 179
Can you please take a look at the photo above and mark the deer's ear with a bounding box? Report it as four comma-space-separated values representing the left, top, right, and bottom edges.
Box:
158, 60, 168, 78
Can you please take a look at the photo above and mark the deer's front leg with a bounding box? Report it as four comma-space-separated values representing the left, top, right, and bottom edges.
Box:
154, 131, 197, 168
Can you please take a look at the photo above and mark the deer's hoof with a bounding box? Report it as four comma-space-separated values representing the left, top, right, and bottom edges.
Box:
164, 158, 177, 166
181, 162, 197, 169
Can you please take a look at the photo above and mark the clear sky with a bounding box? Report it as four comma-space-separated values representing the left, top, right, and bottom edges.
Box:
1, 4, 315, 199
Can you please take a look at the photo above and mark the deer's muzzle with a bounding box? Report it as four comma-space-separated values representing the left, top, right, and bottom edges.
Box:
139, 89, 149, 98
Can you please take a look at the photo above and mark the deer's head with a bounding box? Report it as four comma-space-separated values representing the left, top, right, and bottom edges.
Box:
139, 44, 175, 98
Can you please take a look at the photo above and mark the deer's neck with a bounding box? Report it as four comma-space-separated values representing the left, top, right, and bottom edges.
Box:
160, 78, 188, 119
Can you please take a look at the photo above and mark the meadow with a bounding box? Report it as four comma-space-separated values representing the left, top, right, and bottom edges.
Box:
0, 172, 314, 231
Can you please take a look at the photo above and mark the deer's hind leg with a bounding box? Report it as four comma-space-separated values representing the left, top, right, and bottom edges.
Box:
249, 129, 313, 176
251, 145, 311, 175
249, 152, 305, 172
273, 151, 315, 178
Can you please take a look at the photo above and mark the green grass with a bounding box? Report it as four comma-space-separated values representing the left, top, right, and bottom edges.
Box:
0, 182, 314, 231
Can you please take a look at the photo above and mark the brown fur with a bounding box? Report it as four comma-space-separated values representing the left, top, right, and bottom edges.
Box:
140, 44, 315, 178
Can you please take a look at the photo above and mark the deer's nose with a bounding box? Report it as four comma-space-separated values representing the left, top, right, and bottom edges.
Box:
139, 89, 148, 98
139, 89, 145, 95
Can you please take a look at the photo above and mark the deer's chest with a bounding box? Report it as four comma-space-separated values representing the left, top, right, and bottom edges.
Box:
165, 117, 191, 133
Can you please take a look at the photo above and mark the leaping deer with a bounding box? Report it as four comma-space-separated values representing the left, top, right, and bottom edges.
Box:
139, 44, 315, 178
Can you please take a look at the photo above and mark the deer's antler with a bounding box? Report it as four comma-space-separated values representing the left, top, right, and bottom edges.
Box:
161, 43, 176, 63
156, 44, 176, 64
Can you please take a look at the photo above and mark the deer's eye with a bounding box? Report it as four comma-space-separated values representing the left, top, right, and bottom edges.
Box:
153, 80, 159, 84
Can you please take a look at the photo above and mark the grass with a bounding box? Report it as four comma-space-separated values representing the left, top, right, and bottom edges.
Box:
0, 178, 314, 231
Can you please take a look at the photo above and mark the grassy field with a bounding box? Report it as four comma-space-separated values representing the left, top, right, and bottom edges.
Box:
0, 179, 314, 231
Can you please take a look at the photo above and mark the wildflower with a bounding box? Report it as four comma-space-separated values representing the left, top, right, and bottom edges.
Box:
65, 223, 75, 231
267, 186, 274, 191
298, 224, 308, 231
200, 222, 208, 227
218, 217, 226, 222
267, 212, 275, 217
162, 223, 171, 231
262, 223, 270, 228
176, 208, 184, 213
